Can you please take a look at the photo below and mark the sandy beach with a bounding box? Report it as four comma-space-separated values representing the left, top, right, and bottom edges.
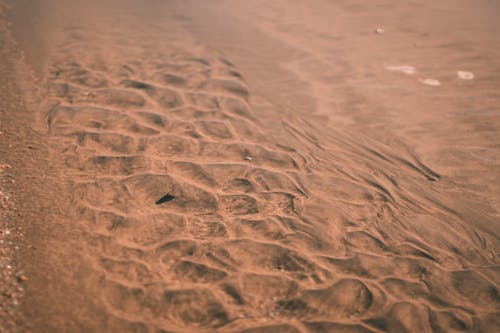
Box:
1, 0, 499, 332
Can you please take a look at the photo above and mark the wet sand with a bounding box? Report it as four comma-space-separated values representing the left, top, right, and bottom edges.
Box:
1, 0, 499, 332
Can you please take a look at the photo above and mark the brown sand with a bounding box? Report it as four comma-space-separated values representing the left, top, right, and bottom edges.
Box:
1, 0, 499, 332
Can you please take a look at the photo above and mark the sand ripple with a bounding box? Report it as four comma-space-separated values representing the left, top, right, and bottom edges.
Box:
27, 1, 500, 332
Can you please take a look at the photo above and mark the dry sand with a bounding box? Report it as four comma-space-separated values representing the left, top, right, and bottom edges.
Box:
1, 0, 499, 332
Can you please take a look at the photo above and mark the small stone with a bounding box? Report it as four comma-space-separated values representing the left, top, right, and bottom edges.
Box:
375, 27, 384, 34
17, 275, 27, 282
244, 156, 252, 161
155, 194, 175, 205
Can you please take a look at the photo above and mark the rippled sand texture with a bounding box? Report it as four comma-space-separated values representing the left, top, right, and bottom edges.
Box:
8, 0, 500, 332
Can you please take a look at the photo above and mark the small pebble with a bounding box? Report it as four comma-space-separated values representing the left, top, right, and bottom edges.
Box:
244, 156, 252, 161
155, 194, 175, 205
375, 27, 384, 34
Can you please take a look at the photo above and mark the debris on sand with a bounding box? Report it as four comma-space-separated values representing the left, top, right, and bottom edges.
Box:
457, 70, 474, 80
17, 275, 27, 283
385, 65, 417, 75
419, 78, 441, 86
155, 194, 175, 205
